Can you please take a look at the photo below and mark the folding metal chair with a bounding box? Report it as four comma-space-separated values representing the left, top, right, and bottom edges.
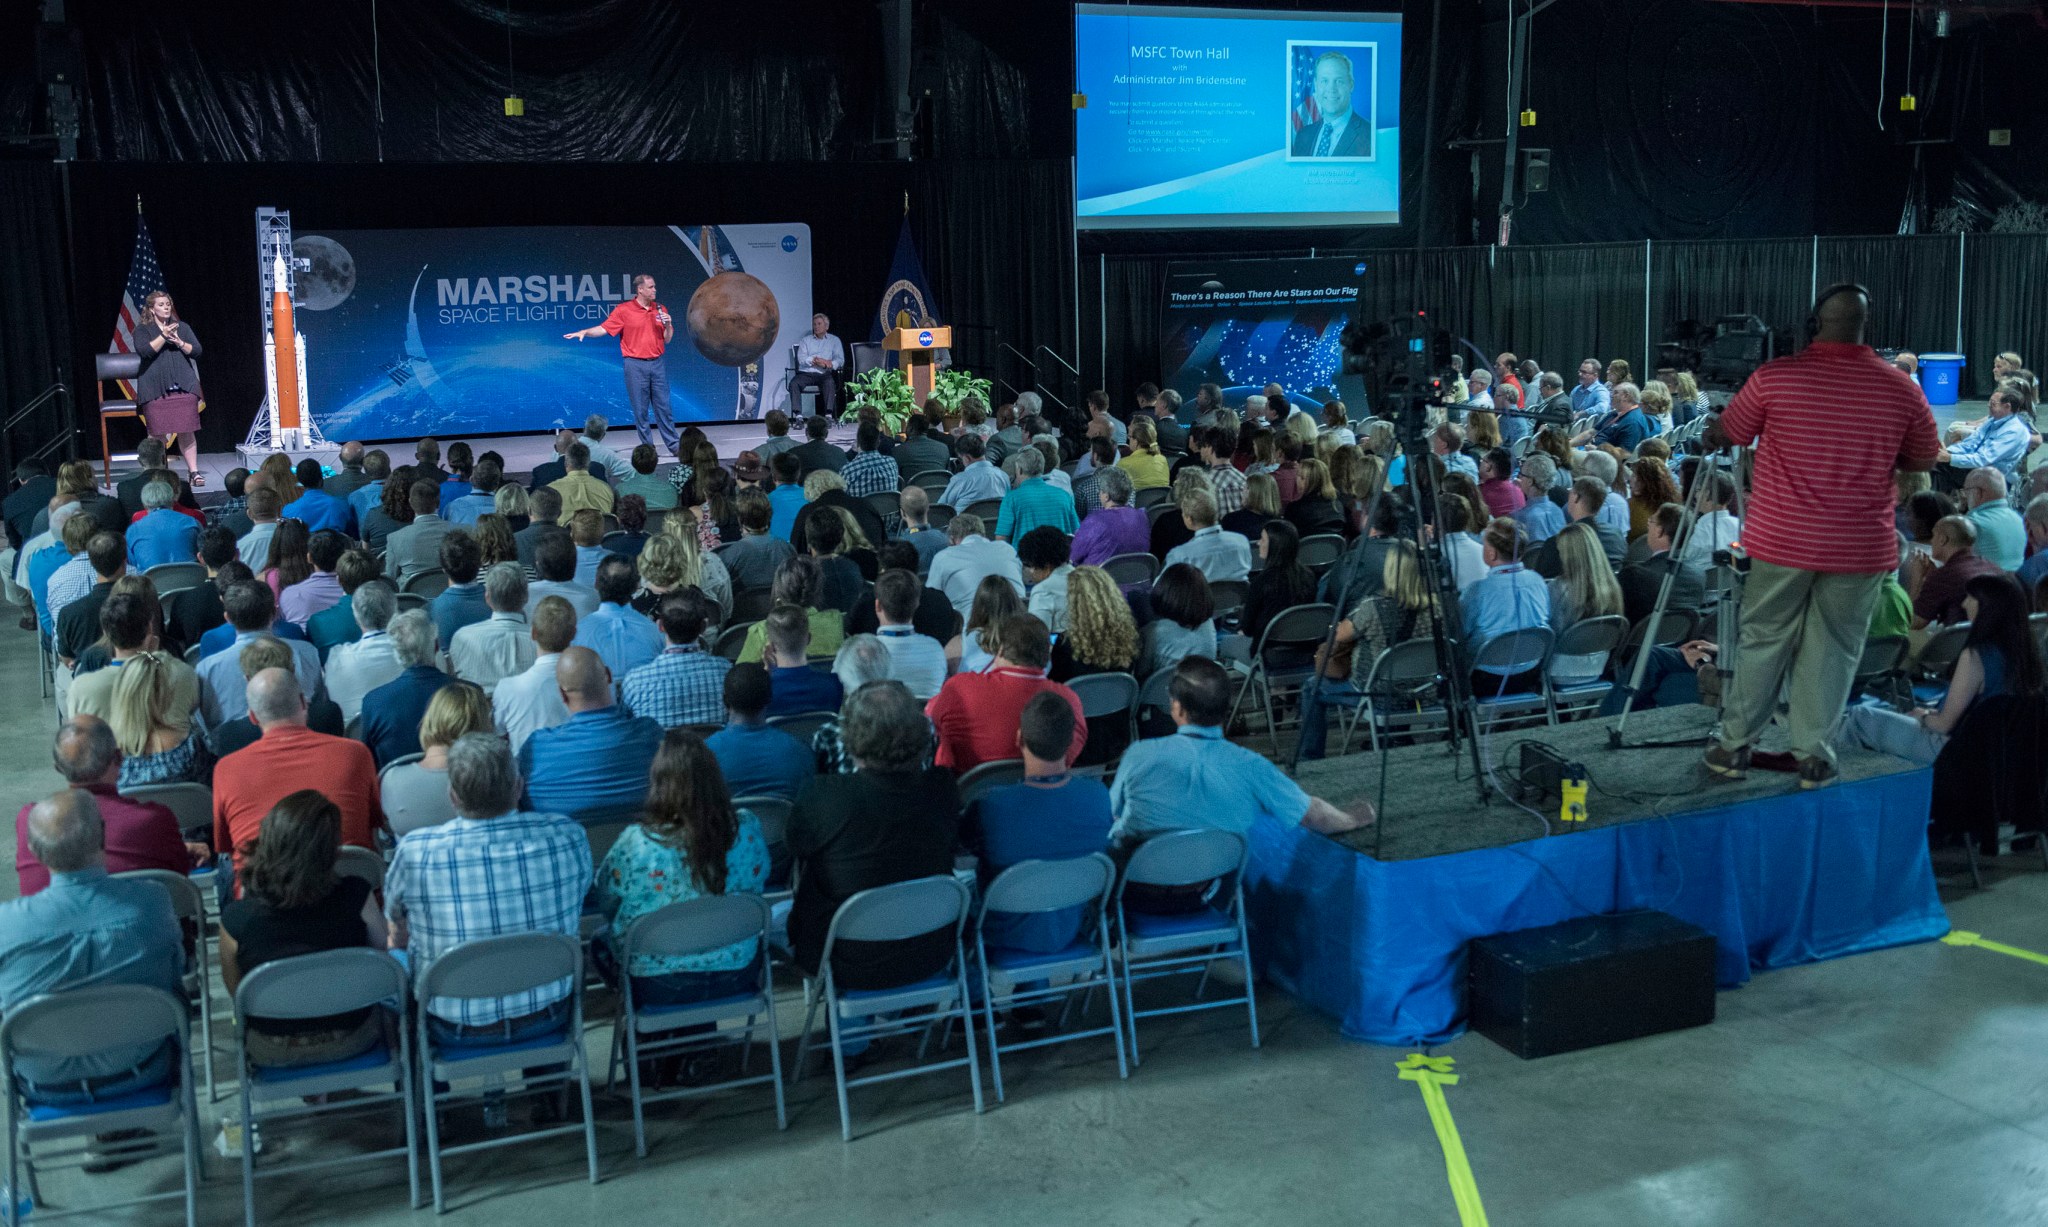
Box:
415, 933, 600, 1212
732, 795, 794, 892
1227, 603, 1336, 752
958, 758, 1026, 809
714, 621, 757, 662
1471, 626, 1556, 732
336, 845, 388, 893
116, 869, 217, 1103
1102, 552, 1161, 588
975, 854, 1126, 1102
1616, 608, 1699, 676
926, 503, 955, 531
905, 470, 951, 497
863, 491, 901, 521
1134, 486, 1173, 510
233, 950, 420, 1225
767, 709, 837, 743
143, 561, 209, 600
1209, 579, 1250, 629
1850, 635, 1910, 704
400, 568, 450, 599
1912, 621, 1972, 705
966, 498, 1004, 523
3, 985, 201, 1227
1544, 615, 1630, 721
2031, 612, 2048, 660
1114, 830, 1258, 1067
393, 592, 428, 613
1340, 638, 1451, 749
1066, 672, 1139, 770
604, 895, 786, 1157
1296, 534, 1345, 576
122, 781, 214, 841
793, 876, 983, 1141
1134, 666, 1177, 741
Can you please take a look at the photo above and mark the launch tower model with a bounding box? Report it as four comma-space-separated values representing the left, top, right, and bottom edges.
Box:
240, 208, 331, 465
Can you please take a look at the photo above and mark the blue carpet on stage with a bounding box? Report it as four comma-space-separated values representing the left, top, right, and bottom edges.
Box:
1243, 766, 1948, 1046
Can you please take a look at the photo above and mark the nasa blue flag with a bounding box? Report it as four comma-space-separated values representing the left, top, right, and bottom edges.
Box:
873, 217, 941, 344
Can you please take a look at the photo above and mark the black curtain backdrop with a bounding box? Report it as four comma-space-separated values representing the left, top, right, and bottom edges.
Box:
1961, 235, 2048, 398
1816, 235, 1964, 357
1650, 239, 1815, 358
0, 165, 74, 472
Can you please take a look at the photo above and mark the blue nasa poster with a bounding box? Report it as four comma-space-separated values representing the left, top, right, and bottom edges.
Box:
290, 223, 812, 440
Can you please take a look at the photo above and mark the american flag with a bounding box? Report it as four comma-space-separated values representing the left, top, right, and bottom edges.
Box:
108, 210, 162, 399
1290, 45, 1325, 136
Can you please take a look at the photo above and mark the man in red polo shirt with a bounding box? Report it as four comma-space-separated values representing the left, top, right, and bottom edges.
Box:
1703, 284, 1939, 789
564, 273, 680, 456
925, 614, 1087, 773
213, 667, 385, 876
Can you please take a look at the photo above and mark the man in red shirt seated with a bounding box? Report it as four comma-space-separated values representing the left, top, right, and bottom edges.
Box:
213, 667, 385, 876
13, 715, 198, 895
925, 614, 1087, 772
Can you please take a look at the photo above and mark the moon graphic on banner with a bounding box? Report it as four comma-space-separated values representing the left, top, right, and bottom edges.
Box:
686, 272, 780, 367
292, 236, 357, 311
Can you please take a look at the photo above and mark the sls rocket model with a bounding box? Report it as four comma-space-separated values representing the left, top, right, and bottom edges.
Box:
264, 252, 313, 448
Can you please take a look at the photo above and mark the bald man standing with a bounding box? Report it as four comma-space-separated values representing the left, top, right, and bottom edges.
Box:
1702, 284, 1940, 790
514, 646, 663, 826
0, 788, 186, 1105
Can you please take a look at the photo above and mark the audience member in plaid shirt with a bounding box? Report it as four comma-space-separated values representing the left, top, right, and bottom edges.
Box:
385, 732, 591, 1037
620, 588, 731, 728
840, 423, 900, 498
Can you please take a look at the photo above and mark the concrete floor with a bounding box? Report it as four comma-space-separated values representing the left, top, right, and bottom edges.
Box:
16, 399, 2048, 1225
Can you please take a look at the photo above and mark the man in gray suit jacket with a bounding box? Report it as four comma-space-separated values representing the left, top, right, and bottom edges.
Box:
383, 480, 456, 584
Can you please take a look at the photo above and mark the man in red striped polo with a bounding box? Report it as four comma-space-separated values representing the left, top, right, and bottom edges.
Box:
1703, 284, 1939, 789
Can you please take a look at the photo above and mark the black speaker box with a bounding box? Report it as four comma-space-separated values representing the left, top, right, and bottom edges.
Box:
1467, 911, 1716, 1059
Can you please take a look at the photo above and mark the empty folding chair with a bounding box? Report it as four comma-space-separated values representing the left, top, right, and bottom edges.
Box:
1227, 603, 1336, 752
116, 869, 217, 1103
1340, 638, 1452, 750
767, 709, 838, 744
863, 491, 901, 522
1544, 615, 1630, 721
1470, 626, 1556, 733
121, 781, 214, 842
714, 621, 757, 662
733, 795, 795, 892
143, 561, 208, 600
793, 876, 984, 1141
3, 985, 202, 1227
966, 498, 1004, 523
1850, 635, 1910, 704
975, 854, 1126, 1102
605, 895, 786, 1157
730, 587, 776, 626
958, 758, 1026, 809
1066, 672, 1139, 771
1134, 666, 1177, 741
1134, 486, 1173, 510
401, 568, 451, 599
1114, 830, 1258, 1067
415, 932, 600, 1212
1102, 552, 1160, 588
905, 469, 951, 497
1296, 534, 1345, 576
233, 949, 420, 1225
1209, 579, 1250, 629
335, 845, 387, 893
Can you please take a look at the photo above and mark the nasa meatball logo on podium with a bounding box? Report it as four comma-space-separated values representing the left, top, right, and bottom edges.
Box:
294, 223, 812, 436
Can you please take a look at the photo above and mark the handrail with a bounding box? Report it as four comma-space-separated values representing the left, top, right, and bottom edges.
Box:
998, 342, 1037, 373
4, 382, 68, 434
1034, 345, 1079, 378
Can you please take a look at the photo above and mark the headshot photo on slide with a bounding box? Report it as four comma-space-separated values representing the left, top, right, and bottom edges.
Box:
1286, 43, 1377, 161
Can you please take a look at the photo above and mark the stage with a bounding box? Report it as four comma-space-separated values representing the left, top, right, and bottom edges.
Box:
1245, 706, 1949, 1046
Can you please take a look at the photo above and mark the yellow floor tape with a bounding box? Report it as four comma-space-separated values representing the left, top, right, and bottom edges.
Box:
1941, 930, 2048, 967
1398, 1054, 1490, 1227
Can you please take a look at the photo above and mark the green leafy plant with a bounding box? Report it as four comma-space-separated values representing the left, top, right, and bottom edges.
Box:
841, 368, 918, 433
930, 367, 993, 415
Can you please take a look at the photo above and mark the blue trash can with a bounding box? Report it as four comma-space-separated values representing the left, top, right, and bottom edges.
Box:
1920, 352, 1966, 406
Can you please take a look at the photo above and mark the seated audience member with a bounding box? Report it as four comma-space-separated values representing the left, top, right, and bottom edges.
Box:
213, 668, 384, 874
787, 468, 885, 561
949, 573, 1025, 675
1626, 458, 1680, 541
323, 579, 404, 723
1478, 448, 1525, 519
569, 509, 609, 586
840, 422, 901, 499
383, 480, 455, 584
207, 636, 347, 757
872, 568, 949, 699
519, 646, 664, 826
0, 788, 186, 1105
126, 479, 199, 572
257, 518, 314, 604
927, 613, 1087, 772
803, 508, 864, 613
163, 525, 240, 650
1574, 450, 1633, 536
526, 532, 600, 617
358, 609, 452, 768
808, 637, 904, 773
738, 556, 845, 664
1142, 563, 1220, 676
621, 589, 731, 728
893, 412, 953, 483
1111, 658, 1371, 846
1512, 454, 1566, 544
1241, 520, 1319, 648
54, 530, 127, 668
593, 729, 770, 1019
1221, 471, 1280, 541
513, 485, 567, 573
1962, 467, 2026, 571
1284, 459, 1347, 537
1463, 518, 1551, 696
995, 446, 1078, 543
575, 556, 665, 684
2020, 496, 2048, 590
759, 602, 847, 716
925, 513, 1026, 621
844, 539, 958, 641
14, 716, 192, 895
1934, 380, 2033, 491
494, 595, 576, 753
966, 691, 1114, 953
788, 681, 961, 986
1545, 522, 1628, 688
307, 548, 379, 663
1019, 526, 1075, 635
1117, 417, 1172, 491
549, 441, 616, 519
1907, 516, 2002, 628
1070, 465, 1149, 567
427, 530, 490, 647
1528, 477, 1627, 578
357, 466, 416, 554
449, 562, 534, 693
724, 488, 797, 592
766, 452, 809, 542
1618, 503, 1708, 625
379, 682, 492, 837
1163, 489, 1252, 585
444, 455, 503, 525
618, 444, 679, 512
278, 529, 348, 630
220, 790, 390, 1067
196, 580, 323, 725
609, 494, 652, 558
386, 733, 591, 1044
1676, 471, 1741, 567
283, 460, 352, 535
1049, 565, 1140, 682
344, 450, 391, 527
789, 413, 848, 478
94, 627, 212, 793
238, 486, 286, 569
705, 663, 817, 800
1300, 540, 1441, 759
67, 587, 191, 718
893, 485, 951, 575
939, 432, 1010, 509
1841, 572, 2041, 766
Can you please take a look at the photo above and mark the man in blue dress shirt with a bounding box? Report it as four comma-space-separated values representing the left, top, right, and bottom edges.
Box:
1569, 359, 1611, 418
938, 434, 1011, 509
1511, 455, 1566, 543
519, 646, 664, 825
125, 480, 199, 571
577, 557, 666, 693
283, 459, 354, 535
1463, 519, 1553, 696
1934, 381, 2032, 493
767, 453, 809, 542
705, 663, 815, 800
345, 449, 391, 529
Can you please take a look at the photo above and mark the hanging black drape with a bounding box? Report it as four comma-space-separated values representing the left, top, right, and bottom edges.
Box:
1490, 244, 1648, 383
1650, 239, 1814, 356
1092, 256, 1166, 409
1816, 235, 1963, 356
0, 164, 75, 474
1961, 235, 2048, 399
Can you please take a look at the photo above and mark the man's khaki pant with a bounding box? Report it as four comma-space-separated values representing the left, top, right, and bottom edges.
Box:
1717, 560, 1884, 767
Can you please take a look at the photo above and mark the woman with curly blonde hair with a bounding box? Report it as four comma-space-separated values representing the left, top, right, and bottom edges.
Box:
1049, 565, 1139, 682
638, 525, 732, 622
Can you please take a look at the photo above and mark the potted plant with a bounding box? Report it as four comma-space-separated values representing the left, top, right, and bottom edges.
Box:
841, 368, 918, 435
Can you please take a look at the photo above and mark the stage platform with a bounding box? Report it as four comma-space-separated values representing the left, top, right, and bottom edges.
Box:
1245, 706, 1949, 1046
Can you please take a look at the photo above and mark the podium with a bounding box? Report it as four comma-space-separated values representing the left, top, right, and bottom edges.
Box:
883, 326, 951, 403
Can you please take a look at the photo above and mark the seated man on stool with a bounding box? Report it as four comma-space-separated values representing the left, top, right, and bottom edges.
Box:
791, 313, 845, 420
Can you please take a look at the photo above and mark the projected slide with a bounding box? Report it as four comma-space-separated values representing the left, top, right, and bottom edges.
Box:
1075, 6, 1401, 230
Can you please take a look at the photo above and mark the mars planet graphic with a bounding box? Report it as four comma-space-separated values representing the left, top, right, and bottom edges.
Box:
686, 271, 779, 367
292, 235, 356, 310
